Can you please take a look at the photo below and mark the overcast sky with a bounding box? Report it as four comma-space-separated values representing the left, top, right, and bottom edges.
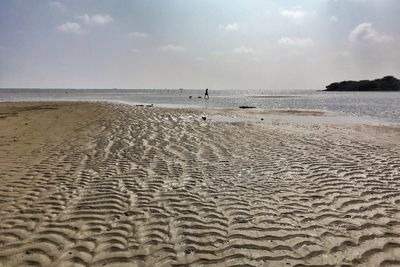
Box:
0, 0, 399, 89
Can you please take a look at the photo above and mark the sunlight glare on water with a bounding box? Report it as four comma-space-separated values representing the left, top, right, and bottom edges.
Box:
0, 88, 399, 123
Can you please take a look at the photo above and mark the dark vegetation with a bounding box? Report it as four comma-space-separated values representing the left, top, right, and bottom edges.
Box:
326, 76, 400, 91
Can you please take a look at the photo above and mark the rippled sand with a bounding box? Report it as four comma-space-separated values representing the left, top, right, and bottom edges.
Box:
1, 102, 400, 267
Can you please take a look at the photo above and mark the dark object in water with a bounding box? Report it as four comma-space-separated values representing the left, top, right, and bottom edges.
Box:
146, 104, 153, 107
198, 96, 202, 99
201, 116, 206, 121
261, 118, 264, 121
136, 104, 144, 107
239, 106, 256, 109
189, 96, 192, 99
325, 76, 400, 91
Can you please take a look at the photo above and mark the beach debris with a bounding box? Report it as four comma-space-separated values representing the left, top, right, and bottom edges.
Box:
201, 116, 207, 121
239, 106, 256, 109
184, 247, 195, 255
233, 217, 250, 224
124, 211, 134, 216
136, 104, 153, 107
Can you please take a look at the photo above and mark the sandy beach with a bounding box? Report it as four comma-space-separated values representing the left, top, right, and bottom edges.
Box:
1, 101, 400, 267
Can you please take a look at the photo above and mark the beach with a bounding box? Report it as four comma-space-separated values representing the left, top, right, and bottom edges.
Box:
1, 101, 400, 267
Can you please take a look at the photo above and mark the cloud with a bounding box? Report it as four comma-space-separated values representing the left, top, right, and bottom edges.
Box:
333, 51, 351, 58
128, 32, 149, 38
131, 48, 140, 53
349, 22, 392, 43
278, 37, 314, 47
281, 9, 306, 20
57, 22, 82, 33
78, 14, 113, 26
158, 45, 186, 53
232, 46, 254, 54
220, 23, 239, 32
212, 51, 225, 56
331, 16, 338, 22
48, 1, 64, 9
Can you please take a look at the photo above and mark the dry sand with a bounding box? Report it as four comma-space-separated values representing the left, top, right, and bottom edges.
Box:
0, 102, 400, 267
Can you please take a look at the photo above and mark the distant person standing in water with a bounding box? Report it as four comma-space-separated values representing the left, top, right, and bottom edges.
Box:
204, 88, 209, 99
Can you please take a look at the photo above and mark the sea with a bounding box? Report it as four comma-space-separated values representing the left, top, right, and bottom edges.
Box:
0, 88, 399, 124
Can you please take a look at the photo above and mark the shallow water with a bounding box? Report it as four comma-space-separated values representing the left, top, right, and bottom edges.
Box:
0, 88, 399, 123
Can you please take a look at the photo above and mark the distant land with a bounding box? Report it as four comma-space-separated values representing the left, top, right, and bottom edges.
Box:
325, 76, 400, 91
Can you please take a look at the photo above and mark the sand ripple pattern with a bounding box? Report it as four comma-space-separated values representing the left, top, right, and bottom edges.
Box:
1, 104, 400, 266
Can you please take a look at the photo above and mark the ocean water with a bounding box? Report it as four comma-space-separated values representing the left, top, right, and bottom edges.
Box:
0, 88, 399, 123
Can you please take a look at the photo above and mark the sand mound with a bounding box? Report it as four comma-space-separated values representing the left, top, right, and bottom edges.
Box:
1, 102, 400, 266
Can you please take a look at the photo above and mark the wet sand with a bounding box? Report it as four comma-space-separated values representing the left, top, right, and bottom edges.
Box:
247, 95, 301, 99
1, 102, 400, 267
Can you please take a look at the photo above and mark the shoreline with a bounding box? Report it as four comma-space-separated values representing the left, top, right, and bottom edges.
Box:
1, 87, 399, 125
3, 99, 399, 127
1, 101, 400, 266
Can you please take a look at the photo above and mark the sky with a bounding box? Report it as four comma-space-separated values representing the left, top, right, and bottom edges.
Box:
0, 0, 399, 90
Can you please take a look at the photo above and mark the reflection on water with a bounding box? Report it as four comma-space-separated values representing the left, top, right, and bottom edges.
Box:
0, 88, 399, 123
